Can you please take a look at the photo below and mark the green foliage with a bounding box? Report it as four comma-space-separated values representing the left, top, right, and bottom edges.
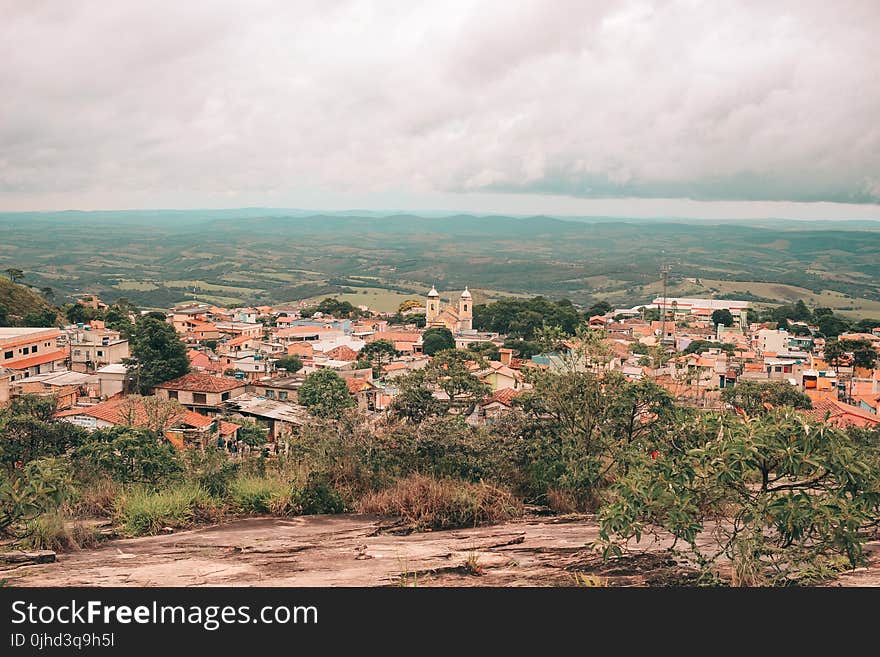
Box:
74, 427, 182, 485
219, 416, 268, 447
711, 309, 734, 326
228, 476, 294, 515
474, 297, 581, 339
359, 339, 399, 371
467, 341, 500, 361
682, 340, 735, 355
388, 369, 443, 423
103, 304, 135, 338
597, 410, 880, 585
586, 301, 613, 317
421, 327, 455, 355
426, 349, 490, 411
22, 308, 57, 327
292, 471, 347, 514
721, 381, 812, 416
127, 315, 190, 394
299, 368, 355, 418
0, 396, 85, 470
302, 297, 366, 319
185, 449, 240, 497
275, 355, 303, 373
114, 483, 218, 536
0, 457, 72, 538
825, 338, 878, 370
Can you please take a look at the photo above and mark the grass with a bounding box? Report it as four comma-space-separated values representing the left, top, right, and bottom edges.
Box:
114, 280, 159, 291
699, 279, 880, 318
358, 475, 522, 531
21, 511, 99, 552
300, 287, 423, 313
228, 476, 295, 515
114, 483, 220, 536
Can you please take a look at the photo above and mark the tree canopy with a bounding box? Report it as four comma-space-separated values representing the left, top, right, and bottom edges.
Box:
298, 369, 355, 418
127, 315, 190, 394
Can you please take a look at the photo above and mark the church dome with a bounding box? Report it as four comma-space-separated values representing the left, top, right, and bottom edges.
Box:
427, 285, 440, 297
460, 286, 472, 299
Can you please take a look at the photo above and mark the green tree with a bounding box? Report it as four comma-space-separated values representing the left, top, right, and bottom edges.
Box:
598, 410, 880, 585
711, 309, 734, 326
22, 308, 56, 327
586, 300, 613, 317
0, 458, 71, 538
422, 327, 455, 355
219, 416, 268, 447
39, 286, 54, 301
359, 339, 398, 374
682, 339, 735, 355
299, 369, 355, 419
388, 369, 443, 423
4, 268, 24, 283
104, 304, 134, 338
275, 355, 304, 373
75, 427, 182, 485
427, 349, 490, 413
825, 339, 878, 371
720, 381, 811, 416
127, 315, 190, 394
817, 314, 850, 338
0, 304, 7, 327
0, 396, 86, 471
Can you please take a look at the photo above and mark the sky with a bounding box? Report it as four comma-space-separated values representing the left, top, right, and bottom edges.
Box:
1, 0, 879, 219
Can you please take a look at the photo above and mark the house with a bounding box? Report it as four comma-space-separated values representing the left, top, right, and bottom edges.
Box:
10, 370, 97, 409
425, 286, 473, 334
366, 331, 422, 354
214, 321, 263, 339
76, 295, 108, 311
95, 363, 130, 398
55, 395, 239, 447
0, 367, 12, 405
222, 393, 309, 440
187, 349, 212, 371
805, 398, 880, 428
68, 328, 129, 373
0, 328, 68, 380
475, 361, 523, 392
249, 376, 302, 402
345, 377, 382, 411
469, 388, 522, 425
153, 373, 247, 414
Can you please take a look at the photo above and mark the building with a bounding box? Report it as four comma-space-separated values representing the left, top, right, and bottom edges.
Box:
425, 286, 473, 334
68, 328, 130, 373
0, 328, 68, 381
95, 363, 129, 398
754, 329, 790, 355
153, 373, 247, 414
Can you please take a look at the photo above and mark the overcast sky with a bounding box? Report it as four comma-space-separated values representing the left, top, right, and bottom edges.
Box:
2, 0, 879, 219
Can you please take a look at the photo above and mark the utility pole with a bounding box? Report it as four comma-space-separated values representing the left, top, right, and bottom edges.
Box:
659, 263, 671, 349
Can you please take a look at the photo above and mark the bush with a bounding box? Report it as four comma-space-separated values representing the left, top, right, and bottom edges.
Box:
292, 472, 347, 514
185, 450, 240, 498
21, 511, 98, 552
72, 478, 121, 518
358, 475, 522, 531
227, 476, 294, 515
115, 483, 218, 536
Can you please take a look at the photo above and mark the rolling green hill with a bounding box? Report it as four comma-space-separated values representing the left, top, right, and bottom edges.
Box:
0, 278, 62, 325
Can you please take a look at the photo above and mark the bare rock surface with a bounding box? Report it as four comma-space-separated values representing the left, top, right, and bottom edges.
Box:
2, 514, 877, 587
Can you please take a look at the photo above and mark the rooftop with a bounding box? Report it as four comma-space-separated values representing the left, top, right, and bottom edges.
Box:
155, 373, 246, 393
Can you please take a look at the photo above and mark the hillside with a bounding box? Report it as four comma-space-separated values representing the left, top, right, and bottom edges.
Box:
0, 277, 61, 325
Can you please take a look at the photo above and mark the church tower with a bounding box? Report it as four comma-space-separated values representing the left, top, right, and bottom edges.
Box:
458, 287, 472, 332
426, 285, 440, 324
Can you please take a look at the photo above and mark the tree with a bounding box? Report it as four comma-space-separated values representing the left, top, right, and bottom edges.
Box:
127, 315, 190, 394
22, 308, 56, 327
39, 287, 54, 301
203, 339, 218, 351
0, 304, 7, 327
398, 299, 423, 313
388, 369, 443, 422
426, 349, 490, 413
0, 458, 70, 539
0, 395, 86, 471
598, 410, 879, 585
720, 381, 811, 416
359, 339, 398, 375
817, 314, 850, 338
4, 268, 24, 283
219, 416, 268, 447
422, 327, 455, 355
275, 355, 304, 373
299, 369, 355, 418
104, 304, 134, 338
682, 340, 734, 355
586, 300, 613, 317
75, 427, 182, 485
65, 303, 93, 324
711, 309, 734, 326
825, 339, 878, 371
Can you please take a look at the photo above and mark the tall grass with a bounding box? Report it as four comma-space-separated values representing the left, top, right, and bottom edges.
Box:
227, 476, 295, 515
358, 474, 522, 531
21, 511, 99, 552
114, 483, 219, 536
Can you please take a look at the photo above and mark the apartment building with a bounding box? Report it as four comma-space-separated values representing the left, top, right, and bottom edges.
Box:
0, 327, 68, 380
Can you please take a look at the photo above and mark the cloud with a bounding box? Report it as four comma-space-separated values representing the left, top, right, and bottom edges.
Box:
0, 0, 879, 209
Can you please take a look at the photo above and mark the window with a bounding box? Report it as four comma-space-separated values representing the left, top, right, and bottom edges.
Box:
32, 345, 38, 353
4, 351, 12, 359
221, 392, 230, 401
464, 304, 468, 312
265, 390, 275, 398
168, 390, 178, 400
96, 350, 104, 357
192, 393, 207, 404
279, 391, 288, 400
73, 350, 81, 356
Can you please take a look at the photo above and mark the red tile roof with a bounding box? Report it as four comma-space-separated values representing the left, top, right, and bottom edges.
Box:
805, 399, 880, 428
154, 373, 245, 393
325, 345, 359, 361
55, 395, 215, 430
4, 349, 68, 370
345, 378, 375, 393
481, 387, 522, 407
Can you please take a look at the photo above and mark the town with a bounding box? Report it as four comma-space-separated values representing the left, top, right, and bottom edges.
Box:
2, 282, 878, 443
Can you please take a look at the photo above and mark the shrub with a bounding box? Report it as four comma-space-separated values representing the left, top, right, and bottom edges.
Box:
21, 510, 98, 552
358, 475, 522, 531
227, 476, 294, 515
114, 483, 218, 536
292, 472, 347, 514
185, 450, 240, 498
73, 478, 120, 518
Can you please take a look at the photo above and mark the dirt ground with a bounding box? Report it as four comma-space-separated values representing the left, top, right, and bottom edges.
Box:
3, 514, 878, 587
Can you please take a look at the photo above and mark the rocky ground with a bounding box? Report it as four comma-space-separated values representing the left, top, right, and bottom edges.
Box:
3, 514, 878, 587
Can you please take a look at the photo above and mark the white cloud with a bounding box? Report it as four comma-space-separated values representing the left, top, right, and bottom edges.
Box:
1, 0, 879, 212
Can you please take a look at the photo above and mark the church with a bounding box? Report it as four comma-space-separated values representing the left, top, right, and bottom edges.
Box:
425, 285, 473, 334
